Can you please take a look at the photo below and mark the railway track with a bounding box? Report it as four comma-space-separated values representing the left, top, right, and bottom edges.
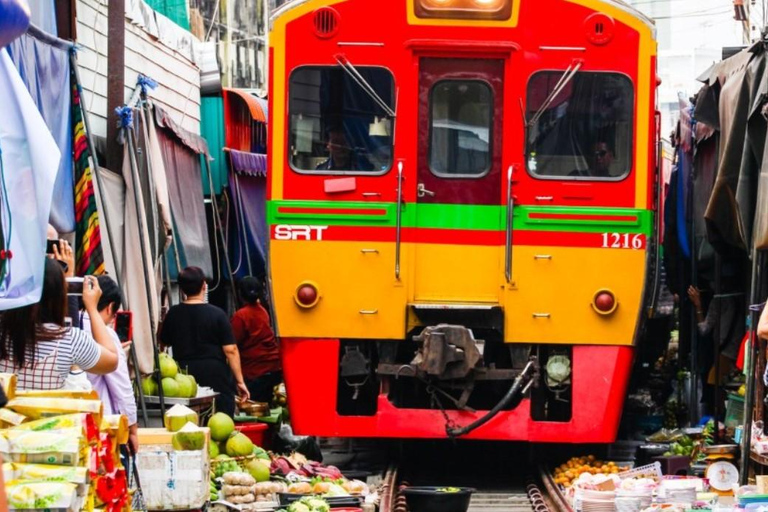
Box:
374, 462, 570, 512
322, 439, 572, 512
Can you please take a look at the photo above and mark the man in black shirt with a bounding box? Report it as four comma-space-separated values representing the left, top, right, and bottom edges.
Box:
159, 267, 250, 416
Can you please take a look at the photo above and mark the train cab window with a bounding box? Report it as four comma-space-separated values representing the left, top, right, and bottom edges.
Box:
288, 66, 395, 174
429, 80, 493, 177
525, 72, 633, 180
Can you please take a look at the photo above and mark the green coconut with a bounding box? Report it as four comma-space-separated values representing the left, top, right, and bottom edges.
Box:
141, 376, 158, 396
174, 373, 195, 398
207, 412, 235, 442
161, 377, 180, 398
159, 353, 179, 379
225, 432, 254, 457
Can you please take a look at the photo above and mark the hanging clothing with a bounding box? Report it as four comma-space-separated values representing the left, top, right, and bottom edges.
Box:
696, 294, 745, 360
705, 47, 762, 253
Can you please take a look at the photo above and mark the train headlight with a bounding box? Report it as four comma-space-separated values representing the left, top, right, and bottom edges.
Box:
545, 355, 571, 388
416, 0, 511, 20
294, 282, 320, 309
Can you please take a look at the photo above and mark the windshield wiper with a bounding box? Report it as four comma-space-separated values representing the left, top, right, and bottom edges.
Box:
334, 54, 396, 118
527, 59, 583, 127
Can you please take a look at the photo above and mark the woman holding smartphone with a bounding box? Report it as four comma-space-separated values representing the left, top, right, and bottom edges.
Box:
0, 259, 118, 389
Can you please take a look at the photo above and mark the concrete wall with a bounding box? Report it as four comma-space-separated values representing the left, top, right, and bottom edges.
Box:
76, 0, 202, 140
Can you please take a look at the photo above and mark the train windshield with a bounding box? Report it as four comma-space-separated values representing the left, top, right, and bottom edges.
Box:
525, 71, 633, 180
289, 66, 395, 174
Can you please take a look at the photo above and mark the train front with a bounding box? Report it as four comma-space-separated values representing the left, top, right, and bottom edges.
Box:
267, 0, 658, 442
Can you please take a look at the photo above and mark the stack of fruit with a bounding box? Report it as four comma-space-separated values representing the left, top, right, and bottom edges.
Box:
662, 435, 694, 457
553, 456, 630, 488
207, 412, 272, 483
141, 353, 199, 399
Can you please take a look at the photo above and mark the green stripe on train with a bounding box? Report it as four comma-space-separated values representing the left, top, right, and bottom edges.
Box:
267, 200, 653, 234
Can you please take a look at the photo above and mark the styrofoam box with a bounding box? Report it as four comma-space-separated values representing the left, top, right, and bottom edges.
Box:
136, 449, 210, 510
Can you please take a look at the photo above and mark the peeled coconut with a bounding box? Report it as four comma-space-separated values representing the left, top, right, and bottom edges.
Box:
141, 376, 158, 396
175, 374, 195, 398
245, 458, 271, 482
172, 422, 206, 451
208, 412, 235, 442
161, 377, 180, 398
159, 353, 179, 379
164, 404, 199, 432
225, 432, 254, 457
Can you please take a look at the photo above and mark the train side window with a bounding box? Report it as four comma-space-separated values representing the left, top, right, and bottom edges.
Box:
429, 80, 493, 177
288, 66, 394, 174
525, 71, 633, 181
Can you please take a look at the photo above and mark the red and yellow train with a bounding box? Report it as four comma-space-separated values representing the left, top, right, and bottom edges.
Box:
267, 0, 659, 442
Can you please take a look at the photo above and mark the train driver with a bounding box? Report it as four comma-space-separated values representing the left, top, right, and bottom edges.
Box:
316, 127, 373, 171
570, 140, 615, 178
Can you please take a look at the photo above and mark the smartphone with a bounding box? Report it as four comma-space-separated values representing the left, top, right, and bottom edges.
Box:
115, 311, 133, 342
46, 239, 59, 255
66, 277, 84, 296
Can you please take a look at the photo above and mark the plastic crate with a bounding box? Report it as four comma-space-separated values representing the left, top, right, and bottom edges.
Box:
725, 393, 745, 428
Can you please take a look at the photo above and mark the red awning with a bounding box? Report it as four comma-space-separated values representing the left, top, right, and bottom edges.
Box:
222, 88, 267, 123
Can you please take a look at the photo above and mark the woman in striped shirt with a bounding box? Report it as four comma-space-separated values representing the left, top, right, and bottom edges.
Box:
0, 259, 118, 390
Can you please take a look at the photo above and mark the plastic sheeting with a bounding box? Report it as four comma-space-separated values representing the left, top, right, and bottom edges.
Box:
155, 121, 213, 277
0, 49, 60, 309
6, 30, 75, 233
228, 158, 267, 278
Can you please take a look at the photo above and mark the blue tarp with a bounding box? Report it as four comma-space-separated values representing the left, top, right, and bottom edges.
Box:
6, 30, 75, 233
228, 162, 267, 279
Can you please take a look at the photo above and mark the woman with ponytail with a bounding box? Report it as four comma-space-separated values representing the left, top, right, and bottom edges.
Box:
232, 277, 282, 402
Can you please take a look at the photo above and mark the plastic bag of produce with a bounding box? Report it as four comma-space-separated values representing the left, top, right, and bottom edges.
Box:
3, 462, 88, 484
5, 480, 79, 510
15, 389, 99, 400
0, 373, 17, 399
0, 408, 27, 427
6, 397, 102, 425
12, 413, 99, 443
0, 428, 84, 466
101, 415, 129, 445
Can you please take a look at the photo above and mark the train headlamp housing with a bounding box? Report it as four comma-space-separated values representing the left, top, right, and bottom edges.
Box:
545, 355, 572, 388
415, 0, 512, 20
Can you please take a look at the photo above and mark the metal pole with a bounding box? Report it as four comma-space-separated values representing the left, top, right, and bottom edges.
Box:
137, 98, 161, 261
686, 142, 699, 426
126, 125, 166, 417
740, 249, 762, 484
71, 53, 149, 427
713, 254, 722, 444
